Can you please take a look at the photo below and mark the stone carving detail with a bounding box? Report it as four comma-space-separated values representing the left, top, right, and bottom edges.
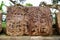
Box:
6, 5, 52, 36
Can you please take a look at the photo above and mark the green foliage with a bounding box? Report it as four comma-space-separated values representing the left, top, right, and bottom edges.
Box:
0, 1, 4, 10
25, 3, 33, 6
52, 0, 60, 4
2, 22, 6, 28
53, 0, 58, 4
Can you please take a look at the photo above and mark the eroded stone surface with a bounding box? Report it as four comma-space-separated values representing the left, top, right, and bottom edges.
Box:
6, 5, 52, 36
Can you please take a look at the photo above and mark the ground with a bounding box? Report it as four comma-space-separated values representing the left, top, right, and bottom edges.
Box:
0, 35, 60, 40
1, 22, 60, 40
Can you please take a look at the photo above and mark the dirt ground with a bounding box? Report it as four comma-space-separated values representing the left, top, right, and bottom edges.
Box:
0, 34, 60, 40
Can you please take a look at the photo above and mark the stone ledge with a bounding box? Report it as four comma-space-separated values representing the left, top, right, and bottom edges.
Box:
0, 35, 60, 40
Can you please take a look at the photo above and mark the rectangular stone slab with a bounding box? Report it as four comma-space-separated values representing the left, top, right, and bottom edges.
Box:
27, 6, 53, 36
6, 6, 29, 36
6, 5, 53, 36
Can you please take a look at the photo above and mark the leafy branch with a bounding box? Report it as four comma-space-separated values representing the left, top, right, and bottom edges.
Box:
0, 1, 4, 10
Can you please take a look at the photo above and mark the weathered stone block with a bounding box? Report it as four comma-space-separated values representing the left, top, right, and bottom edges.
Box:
6, 6, 29, 36
6, 5, 53, 36
27, 6, 53, 36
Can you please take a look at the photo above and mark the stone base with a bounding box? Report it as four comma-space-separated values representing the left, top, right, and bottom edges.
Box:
0, 35, 60, 40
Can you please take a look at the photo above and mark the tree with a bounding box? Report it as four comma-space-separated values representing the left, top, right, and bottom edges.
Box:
39, 2, 47, 6
52, 0, 60, 4
53, 0, 58, 4
10, 0, 26, 4
0, 1, 4, 10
